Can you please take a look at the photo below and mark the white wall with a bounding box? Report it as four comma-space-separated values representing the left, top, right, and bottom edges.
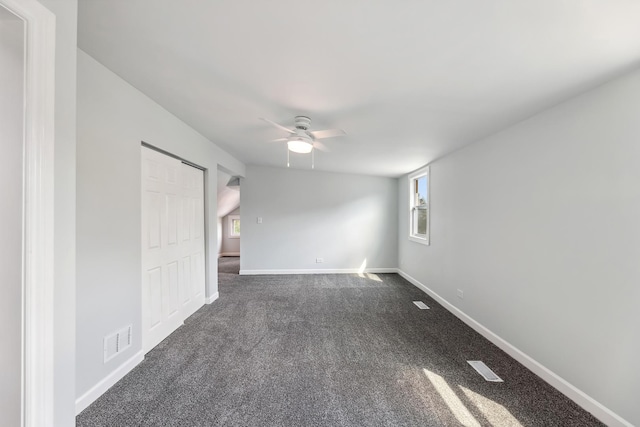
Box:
0, 9, 24, 427
76, 50, 244, 407
398, 68, 640, 426
217, 217, 223, 255
221, 208, 241, 255
241, 165, 398, 273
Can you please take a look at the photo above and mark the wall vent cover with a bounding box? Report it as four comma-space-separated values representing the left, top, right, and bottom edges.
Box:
104, 325, 133, 363
467, 361, 503, 382
413, 301, 429, 309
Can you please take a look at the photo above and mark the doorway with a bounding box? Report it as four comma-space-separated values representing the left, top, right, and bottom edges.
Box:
216, 169, 240, 275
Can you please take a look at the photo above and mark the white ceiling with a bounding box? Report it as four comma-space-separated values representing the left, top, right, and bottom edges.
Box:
78, 0, 640, 177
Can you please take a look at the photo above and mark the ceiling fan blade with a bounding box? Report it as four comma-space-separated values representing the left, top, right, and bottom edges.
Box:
270, 138, 288, 142
313, 141, 330, 152
260, 117, 295, 134
310, 128, 346, 139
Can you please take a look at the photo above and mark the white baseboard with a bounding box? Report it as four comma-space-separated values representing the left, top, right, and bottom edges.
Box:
239, 267, 398, 275
219, 252, 240, 257
206, 291, 219, 304
75, 350, 144, 415
396, 270, 632, 427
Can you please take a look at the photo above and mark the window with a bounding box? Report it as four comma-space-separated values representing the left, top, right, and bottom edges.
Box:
409, 166, 429, 245
228, 215, 240, 238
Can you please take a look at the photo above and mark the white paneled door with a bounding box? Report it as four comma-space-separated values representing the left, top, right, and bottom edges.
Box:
141, 147, 206, 353
179, 162, 206, 319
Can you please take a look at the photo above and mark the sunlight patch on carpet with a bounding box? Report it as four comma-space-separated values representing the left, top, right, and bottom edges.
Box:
460, 386, 523, 427
423, 368, 481, 427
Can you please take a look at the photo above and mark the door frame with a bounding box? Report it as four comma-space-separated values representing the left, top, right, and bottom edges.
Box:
0, 0, 56, 425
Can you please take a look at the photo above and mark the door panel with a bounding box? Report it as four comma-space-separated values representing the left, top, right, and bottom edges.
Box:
193, 251, 204, 298
181, 255, 192, 305
146, 193, 162, 249
181, 198, 191, 241
167, 261, 180, 316
180, 165, 206, 319
148, 267, 162, 328
167, 194, 179, 246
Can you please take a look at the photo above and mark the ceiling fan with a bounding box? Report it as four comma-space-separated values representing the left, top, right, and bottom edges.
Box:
261, 116, 346, 168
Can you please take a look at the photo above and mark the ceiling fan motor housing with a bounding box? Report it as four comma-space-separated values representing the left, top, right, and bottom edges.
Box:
294, 116, 312, 130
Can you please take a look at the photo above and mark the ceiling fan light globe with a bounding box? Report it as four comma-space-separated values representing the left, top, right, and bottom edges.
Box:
287, 139, 313, 154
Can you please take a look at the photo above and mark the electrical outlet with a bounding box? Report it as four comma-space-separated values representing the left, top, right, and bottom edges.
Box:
257, 217, 262, 224
457, 289, 464, 299
316, 258, 324, 263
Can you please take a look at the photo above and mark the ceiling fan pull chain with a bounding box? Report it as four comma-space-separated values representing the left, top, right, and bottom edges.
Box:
287, 147, 290, 167
312, 148, 315, 169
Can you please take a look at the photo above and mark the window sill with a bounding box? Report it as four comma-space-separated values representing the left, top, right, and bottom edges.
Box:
228, 235, 240, 239
409, 235, 429, 246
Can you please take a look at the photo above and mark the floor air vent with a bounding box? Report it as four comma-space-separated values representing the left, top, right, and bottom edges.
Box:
413, 301, 429, 309
467, 361, 503, 382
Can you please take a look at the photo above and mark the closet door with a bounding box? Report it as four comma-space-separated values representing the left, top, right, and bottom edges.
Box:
179, 163, 206, 319
141, 147, 205, 353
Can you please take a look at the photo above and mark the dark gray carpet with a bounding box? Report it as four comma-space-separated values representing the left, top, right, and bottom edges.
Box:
218, 256, 240, 274
77, 257, 603, 426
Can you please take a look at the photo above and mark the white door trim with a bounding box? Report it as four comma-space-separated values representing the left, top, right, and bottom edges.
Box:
0, 0, 56, 425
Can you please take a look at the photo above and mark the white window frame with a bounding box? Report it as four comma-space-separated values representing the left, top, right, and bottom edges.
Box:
228, 215, 240, 238
408, 166, 430, 245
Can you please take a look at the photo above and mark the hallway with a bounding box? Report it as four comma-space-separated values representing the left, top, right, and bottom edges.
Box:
218, 256, 240, 275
